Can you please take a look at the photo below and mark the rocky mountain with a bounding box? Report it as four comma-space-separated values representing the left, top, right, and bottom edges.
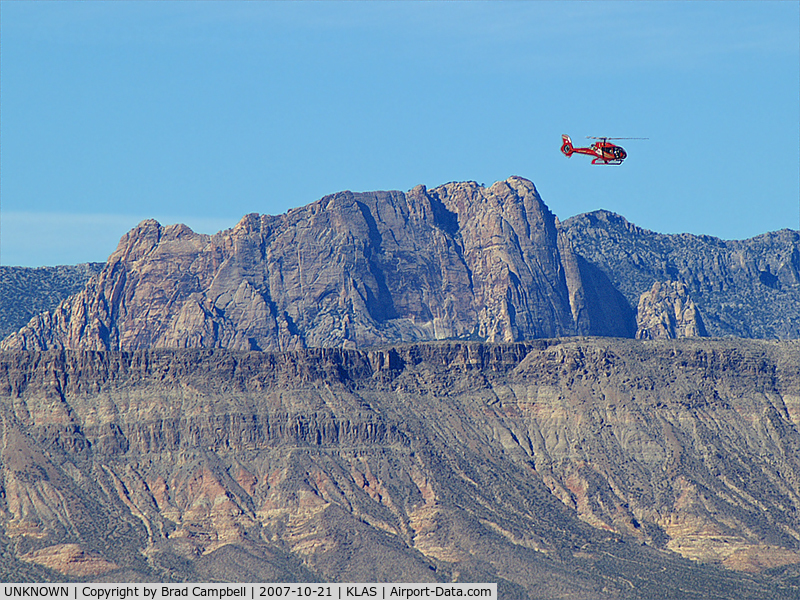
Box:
0, 264, 104, 340
1, 178, 634, 353
0, 339, 798, 598
3, 179, 798, 353
560, 210, 800, 339
2, 177, 799, 596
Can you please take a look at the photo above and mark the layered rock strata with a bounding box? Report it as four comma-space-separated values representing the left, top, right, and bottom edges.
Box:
0, 339, 798, 598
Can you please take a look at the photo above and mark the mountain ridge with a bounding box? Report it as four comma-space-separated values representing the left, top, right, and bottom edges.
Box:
2, 177, 797, 350
0, 263, 105, 340
561, 209, 800, 339
1, 177, 635, 353
0, 338, 798, 597
1, 178, 799, 596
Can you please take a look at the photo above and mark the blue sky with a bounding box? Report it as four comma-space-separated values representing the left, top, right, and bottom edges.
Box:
1, 1, 798, 267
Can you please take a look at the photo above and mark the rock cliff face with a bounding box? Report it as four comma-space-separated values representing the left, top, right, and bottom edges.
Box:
3, 182, 797, 348
635, 281, 707, 339
0, 339, 798, 598
561, 210, 800, 339
3, 179, 798, 598
0, 178, 634, 353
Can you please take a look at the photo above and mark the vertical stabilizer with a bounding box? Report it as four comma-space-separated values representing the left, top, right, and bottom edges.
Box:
561, 135, 574, 157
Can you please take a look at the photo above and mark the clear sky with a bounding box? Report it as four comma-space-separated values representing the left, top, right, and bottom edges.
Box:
1, 1, 798, 267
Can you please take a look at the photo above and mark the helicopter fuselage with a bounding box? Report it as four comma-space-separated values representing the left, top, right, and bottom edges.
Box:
561, 134, 628, 165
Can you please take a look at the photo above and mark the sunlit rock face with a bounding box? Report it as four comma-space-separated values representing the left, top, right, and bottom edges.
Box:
635, 280, 708, 339
0, 338, 798, 596
1, 177, 633, 353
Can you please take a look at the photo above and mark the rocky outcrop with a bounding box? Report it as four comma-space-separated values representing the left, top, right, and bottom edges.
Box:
0, 339, 799, 597
20, 544, 118, 577
635, 280, 707, 339
1, 178, 634, 353
0, 263, 104, 339
561, 210, 800, 339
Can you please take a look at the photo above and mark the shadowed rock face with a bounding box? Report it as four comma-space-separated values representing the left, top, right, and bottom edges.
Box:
0, 339, 798, 597
561, 210, 800, 339
0, 178, 634, 353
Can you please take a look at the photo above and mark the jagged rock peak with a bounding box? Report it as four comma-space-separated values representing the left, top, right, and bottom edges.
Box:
1, 177, 633, 352
562, 209, 649, 237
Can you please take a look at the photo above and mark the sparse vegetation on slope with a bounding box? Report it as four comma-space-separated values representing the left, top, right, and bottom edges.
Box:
0, 339, 798, 598
0, 263, 104, 339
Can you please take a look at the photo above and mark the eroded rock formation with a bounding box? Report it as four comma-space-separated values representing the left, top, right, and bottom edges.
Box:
561, 210, 800, 339
0, 263, 104, 339
0, 339, 798, 597
635, 280, 707, 339
4, 182, 798, 347
1, 178, 634, 353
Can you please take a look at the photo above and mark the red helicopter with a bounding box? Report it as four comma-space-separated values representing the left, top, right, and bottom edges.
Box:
561, 134, 647, 165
